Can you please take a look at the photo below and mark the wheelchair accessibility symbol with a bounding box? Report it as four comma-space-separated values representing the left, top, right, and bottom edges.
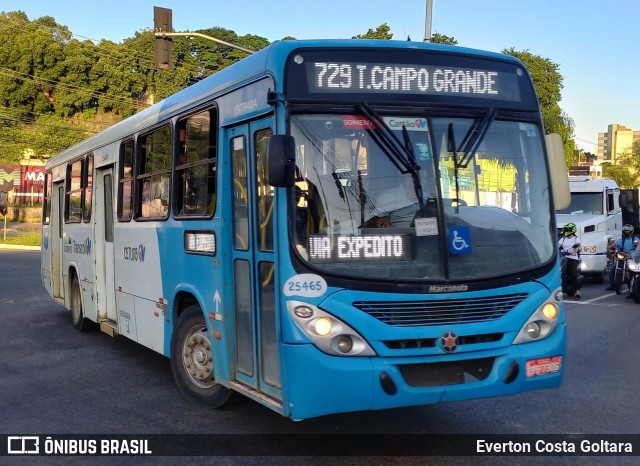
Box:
449, 226, 471, 254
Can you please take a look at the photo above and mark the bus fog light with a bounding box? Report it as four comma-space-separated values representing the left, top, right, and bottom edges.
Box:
525, 322, 541, 339
314, 317, 332, 336
335, 335, 353, 353
294, 306, 314, 318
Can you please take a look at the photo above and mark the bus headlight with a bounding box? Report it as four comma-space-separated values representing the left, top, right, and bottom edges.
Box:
286, 300, 376, 356
513, 289, 561, 344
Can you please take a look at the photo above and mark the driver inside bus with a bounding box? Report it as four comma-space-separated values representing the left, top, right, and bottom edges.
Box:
365, 173, 433, 228
366, 183, 420, 227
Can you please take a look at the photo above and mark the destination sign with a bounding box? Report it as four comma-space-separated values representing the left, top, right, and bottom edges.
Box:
308, 234, 413, 262
309, 62, 502, 97
287, 50, 536, 108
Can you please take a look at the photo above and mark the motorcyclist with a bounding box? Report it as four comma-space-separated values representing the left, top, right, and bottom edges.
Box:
604, 224, 640, 292
558, 222, 581, 299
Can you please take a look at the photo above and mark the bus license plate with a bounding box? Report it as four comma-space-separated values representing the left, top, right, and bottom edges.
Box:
526, 356, 562, 378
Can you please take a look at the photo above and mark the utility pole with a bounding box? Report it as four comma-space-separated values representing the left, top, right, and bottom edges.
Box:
423, 0, 433, 42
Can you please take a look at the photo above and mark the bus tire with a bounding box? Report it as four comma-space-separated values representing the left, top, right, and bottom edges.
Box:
170, 305, 232, 408
70, 275, 96, 332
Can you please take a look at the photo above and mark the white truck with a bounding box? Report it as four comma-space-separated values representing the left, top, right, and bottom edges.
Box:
555, 176, 622, 282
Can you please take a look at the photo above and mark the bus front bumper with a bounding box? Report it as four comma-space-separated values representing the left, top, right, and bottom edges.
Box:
281, 322, 565, 420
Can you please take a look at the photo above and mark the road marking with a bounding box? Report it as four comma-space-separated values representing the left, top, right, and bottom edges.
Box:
564, 293, 619, 306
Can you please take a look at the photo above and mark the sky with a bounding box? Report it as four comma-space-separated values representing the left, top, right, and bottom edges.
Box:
2, 0, 639, 152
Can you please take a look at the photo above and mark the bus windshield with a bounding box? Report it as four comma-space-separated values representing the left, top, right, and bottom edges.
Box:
290, 112, 554, 281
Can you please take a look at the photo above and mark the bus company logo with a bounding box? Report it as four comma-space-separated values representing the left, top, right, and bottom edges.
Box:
65, 238, 91, 255
124, 244, 145, 262
440, 331, 458, 353
83, 238, 92, 255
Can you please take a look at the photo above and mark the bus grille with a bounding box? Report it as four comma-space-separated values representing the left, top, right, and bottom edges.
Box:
353, 293, 527, 327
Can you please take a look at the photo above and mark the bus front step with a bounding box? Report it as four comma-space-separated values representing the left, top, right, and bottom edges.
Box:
99, 319, 118, 337
229, 381, 283, 411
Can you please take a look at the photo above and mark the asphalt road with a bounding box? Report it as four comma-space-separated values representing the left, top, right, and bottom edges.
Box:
1, 249, 639, 464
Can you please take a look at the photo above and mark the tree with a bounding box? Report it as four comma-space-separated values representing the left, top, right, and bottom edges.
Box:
619, 139, 640, 173
430, 33, 458, 45
353, 24, 393, 40
602, 162, 640, 188
503, 48, 575, 165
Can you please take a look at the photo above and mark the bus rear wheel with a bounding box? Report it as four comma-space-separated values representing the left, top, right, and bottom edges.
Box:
170, 305, 232, 407
70, 275, 96, 332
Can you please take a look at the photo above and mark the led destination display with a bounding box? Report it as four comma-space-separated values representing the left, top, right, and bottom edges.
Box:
286, 50, 535, 106
308, 234, 413, 262
315, 62, 498, 92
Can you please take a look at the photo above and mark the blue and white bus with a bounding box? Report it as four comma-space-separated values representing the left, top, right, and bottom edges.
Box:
41, 39, 570, 420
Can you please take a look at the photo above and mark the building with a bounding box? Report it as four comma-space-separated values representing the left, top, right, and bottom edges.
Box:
597, 123, 640, 163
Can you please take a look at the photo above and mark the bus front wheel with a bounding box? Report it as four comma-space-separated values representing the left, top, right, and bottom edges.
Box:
170, 305, 232, 408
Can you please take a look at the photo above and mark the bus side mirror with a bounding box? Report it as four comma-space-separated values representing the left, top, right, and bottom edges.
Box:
267, 135, 295, 187
545, 133, 570, 210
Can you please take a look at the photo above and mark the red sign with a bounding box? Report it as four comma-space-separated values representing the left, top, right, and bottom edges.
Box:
526, 356, 562, 378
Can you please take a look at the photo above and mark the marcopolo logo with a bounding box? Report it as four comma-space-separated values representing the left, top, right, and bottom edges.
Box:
124, 244, 145, 262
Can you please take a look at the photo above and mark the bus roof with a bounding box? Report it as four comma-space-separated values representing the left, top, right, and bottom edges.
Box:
44, 39, 526, 170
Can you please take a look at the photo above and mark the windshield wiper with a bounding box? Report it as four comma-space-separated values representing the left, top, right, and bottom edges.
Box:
456, 107, 497, 168
358, 103, 424, 209
449, 108, 497, 211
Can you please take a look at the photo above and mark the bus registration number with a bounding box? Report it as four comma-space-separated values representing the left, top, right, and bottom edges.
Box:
526, 356, 562, 378
283, 274, 327, 298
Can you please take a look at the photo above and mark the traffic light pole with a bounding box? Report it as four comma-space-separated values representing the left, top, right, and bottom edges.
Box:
154, 31, 254, 55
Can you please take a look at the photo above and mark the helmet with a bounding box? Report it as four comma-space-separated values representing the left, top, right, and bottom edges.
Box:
562, 223, 577, 237
622, 224, 634, 237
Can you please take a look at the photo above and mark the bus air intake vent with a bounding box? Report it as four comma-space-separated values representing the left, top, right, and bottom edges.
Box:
353, 293, 527, 327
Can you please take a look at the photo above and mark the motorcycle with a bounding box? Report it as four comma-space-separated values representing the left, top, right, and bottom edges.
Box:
610, 241, 640, 301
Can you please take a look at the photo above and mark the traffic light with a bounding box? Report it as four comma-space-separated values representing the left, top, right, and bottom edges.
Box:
154, 6, 173, 69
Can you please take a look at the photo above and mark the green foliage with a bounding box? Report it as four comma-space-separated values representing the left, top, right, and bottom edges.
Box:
430, 33, 458, 45
0, 227, 41, 246
0, 12, 574, 172
619, 139, 640, 173
608, 139, 640, 188
353, 24, 393, 40
602, 162, 640, 189
503, 48, 575, 164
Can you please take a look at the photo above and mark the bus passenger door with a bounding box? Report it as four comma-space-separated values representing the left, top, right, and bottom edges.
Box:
51, 183, 65, 299
94, 167, 117, 323
226, 119, 281, 404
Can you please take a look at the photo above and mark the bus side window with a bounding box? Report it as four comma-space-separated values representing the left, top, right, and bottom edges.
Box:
137, 126, 171, 219
65, 159, 83, 223
175, 108, 217, 216
118, 140, 134, 221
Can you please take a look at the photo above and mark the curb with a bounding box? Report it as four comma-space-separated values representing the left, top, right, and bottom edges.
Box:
0, 244, 41, 251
